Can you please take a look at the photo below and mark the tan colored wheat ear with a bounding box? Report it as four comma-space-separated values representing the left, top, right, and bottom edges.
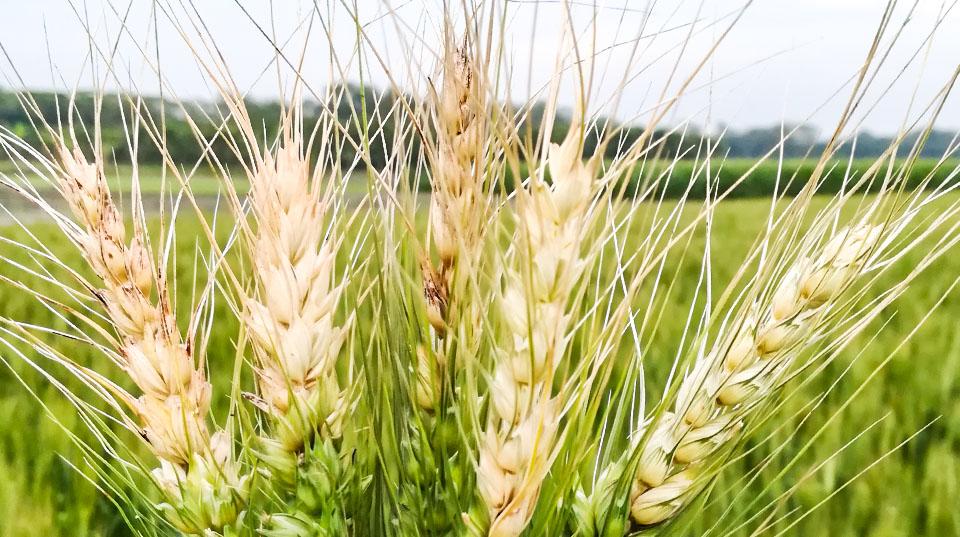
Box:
416, 39, 487, 411
476, 127, 597, 536
629, 224, 883, 526
57, 144, 206, 465
56, 141, 246, 533
240, 127, 350, 475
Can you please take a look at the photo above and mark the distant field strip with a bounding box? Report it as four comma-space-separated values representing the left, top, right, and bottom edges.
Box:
4, 159, 956, 199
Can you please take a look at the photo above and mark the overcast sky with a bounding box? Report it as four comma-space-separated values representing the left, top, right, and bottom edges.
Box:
1, 0, 957, 136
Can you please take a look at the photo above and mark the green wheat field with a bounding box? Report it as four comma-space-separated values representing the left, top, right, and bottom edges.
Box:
0, 162, 956, 536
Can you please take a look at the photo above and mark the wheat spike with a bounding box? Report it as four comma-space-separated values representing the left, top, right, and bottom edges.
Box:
416, 40, 487, 411
242, 127, 348, 463
58, 144, 209, 462
478, 127, 596, 536
629, 224, 883, 526
56, 142, 247, 533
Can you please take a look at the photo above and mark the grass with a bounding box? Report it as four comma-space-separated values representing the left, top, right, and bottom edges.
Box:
0, 191, 956, 536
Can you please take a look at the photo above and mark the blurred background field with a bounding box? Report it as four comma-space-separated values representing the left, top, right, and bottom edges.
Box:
0, 185, 957, 536
2, 158, 958, 206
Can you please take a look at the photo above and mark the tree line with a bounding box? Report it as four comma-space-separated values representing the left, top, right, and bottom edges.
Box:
0, 87, 955, 170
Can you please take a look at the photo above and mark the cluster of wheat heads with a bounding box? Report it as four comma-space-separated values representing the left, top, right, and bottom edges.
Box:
1, 2, 960, 537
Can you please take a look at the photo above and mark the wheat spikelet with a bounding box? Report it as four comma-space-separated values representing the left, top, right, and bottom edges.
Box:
477, 128, 596, 536
56, 142, 247, 533
628, 223, 884, 526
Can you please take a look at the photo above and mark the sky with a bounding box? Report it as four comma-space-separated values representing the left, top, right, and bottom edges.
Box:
0, 0, 957, 137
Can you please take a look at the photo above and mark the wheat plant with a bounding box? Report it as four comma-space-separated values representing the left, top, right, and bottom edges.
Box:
0, 1, 959, 536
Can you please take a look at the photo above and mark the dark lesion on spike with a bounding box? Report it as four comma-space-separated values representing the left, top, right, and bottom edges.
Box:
421, 261, 449, 337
